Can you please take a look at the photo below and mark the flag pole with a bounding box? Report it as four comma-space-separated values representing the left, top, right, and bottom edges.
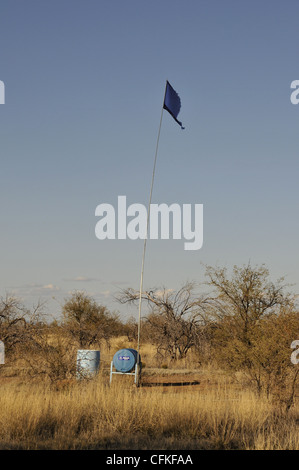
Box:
136, 82, 167, 386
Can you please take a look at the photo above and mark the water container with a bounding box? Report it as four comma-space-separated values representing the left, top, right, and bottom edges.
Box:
76, 350, 100, 379
113, 348, 141, 373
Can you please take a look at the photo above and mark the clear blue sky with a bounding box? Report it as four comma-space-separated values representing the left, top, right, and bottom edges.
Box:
1, 0, 299, 319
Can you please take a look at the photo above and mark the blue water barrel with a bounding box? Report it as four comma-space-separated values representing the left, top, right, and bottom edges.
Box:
113, 348, 141, 373
76, 350, 100, 379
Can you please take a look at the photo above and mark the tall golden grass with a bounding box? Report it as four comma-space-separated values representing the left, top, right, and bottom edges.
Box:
0, 372, 298, 450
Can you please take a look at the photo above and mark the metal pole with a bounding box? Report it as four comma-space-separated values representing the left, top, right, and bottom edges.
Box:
136, 82, 167, 386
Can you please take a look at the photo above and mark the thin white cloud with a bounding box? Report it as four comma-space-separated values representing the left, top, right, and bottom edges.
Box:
155, 288, 174, 298
63, 276, 100, 283
109, 280, 130, 286
7, 283, 61, 296
100, 290, 111, 298
42, 284, 60, 291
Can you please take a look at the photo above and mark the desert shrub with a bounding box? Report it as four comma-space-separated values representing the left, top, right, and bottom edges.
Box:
62, 291, 121, 348
206, 263, 299, 409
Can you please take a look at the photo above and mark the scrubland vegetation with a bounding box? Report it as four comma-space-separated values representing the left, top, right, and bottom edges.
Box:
0, 369, 298, 450
0, 263, 298, 449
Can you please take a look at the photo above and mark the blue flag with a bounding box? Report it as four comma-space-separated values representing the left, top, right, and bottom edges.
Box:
163, 80, 184, 129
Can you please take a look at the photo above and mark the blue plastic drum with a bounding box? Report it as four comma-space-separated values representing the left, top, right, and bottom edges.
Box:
113, 348, 141, 373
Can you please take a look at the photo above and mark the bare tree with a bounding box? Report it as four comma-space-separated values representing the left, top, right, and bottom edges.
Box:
0, 294, 45, 358
118, 282, 209, 360
24, 323, 77, 384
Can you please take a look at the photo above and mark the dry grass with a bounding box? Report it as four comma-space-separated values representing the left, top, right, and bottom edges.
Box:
0, 371, 298, 450
100, 336, 203, 371
0, 339, 298, 450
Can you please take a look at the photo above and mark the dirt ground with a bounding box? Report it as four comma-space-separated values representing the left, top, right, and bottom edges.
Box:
140, 369, 234, 393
